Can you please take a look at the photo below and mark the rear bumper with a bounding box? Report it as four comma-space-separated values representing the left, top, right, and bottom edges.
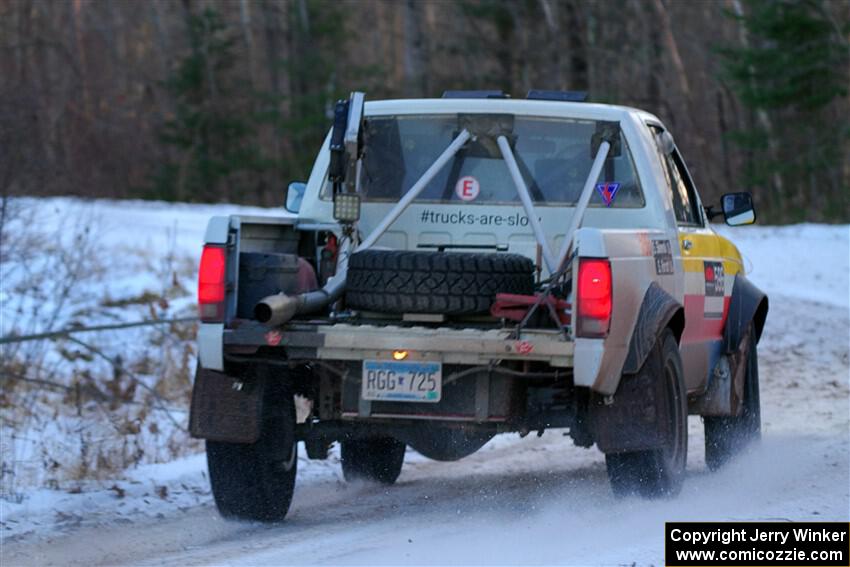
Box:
220, 321, 574, 367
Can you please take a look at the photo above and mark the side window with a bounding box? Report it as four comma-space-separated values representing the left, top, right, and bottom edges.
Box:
649, 126, 703, 226
665, 151, 702, 225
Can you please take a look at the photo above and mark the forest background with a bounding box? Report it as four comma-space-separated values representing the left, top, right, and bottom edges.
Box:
0, 0, 848, 222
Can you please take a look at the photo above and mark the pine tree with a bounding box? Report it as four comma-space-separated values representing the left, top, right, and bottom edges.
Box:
719, 0, 849, 222
153, 8, 275, 202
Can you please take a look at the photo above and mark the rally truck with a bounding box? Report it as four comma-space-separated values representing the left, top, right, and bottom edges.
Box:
190, 90, 768, 522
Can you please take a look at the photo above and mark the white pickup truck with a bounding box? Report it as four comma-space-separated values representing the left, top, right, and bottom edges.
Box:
190, 91, 768, 522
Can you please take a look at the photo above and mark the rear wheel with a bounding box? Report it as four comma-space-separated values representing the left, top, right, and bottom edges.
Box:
605, 329, 688, 498
341, 437, 406, 484
704, 325, 761, 470
207, 370, 297, 522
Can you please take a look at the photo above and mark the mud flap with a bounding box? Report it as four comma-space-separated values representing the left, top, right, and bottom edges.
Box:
591, 369, 672, 453
593, 327, 683, 454
189, 366, 263, 443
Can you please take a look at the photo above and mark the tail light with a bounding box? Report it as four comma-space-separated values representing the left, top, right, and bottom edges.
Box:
576, 258, 612, 338
198, 245, 227, 322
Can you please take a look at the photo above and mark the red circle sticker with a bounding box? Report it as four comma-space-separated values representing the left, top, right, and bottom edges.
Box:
455, 176, 480, 201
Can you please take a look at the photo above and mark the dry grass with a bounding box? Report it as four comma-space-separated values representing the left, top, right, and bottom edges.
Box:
0, 199, 203, 499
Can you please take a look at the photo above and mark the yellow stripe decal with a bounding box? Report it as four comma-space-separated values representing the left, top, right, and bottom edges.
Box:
678, 233, 743, 276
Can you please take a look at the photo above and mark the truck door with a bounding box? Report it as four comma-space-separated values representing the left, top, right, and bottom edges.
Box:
651, 127, 728, 392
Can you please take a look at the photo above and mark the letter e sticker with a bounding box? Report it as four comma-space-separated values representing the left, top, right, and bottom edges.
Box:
455, 176, 480, 201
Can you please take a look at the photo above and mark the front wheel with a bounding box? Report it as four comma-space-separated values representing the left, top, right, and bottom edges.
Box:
605, 329, 688, 498
341, 437, 406, 484
704, 325, 761, 470
207, 370, 297, 522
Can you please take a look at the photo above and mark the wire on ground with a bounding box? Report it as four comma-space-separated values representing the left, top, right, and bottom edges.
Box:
0, 317, 198, 345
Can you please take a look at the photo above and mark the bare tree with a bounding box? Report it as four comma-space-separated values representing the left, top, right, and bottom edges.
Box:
403, 0, 429, 97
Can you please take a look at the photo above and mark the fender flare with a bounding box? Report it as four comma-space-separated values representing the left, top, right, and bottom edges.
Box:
621, 282, 684, 375
723, 274, 768, 353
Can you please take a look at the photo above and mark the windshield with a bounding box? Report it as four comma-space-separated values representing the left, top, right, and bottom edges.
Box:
344, 113, 643, 207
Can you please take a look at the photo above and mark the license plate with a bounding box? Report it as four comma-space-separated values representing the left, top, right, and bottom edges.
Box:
362, 360, 442, 403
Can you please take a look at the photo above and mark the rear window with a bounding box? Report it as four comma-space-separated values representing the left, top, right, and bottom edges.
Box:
327, 114, 644, 208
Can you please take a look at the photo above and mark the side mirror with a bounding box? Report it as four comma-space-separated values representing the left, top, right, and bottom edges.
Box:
721, 192, 756, 226
285, 182, 306, 213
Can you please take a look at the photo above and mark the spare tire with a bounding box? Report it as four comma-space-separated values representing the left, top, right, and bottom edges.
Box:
346, 250, 534, 315
404, 427, 493, 461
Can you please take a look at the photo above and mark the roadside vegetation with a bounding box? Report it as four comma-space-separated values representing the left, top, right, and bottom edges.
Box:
0, 199, 200, 499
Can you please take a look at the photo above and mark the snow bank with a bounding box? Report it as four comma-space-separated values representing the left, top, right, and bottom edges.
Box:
1, 198, 289, 498
716, 223, 849, 309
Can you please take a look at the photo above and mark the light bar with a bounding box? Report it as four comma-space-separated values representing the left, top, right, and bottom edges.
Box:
527, 90, 588, 102
333, 193, 361, 222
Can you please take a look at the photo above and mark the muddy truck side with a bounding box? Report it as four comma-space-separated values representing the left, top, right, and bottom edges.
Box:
189, 92, 768, 522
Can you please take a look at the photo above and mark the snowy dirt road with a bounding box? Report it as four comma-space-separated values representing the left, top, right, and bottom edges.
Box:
2, 216, 848, 565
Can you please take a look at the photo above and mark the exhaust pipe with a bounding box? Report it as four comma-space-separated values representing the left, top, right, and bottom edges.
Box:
254, 282, 346, 327
254, 285, 342, 326
254, 293, 299, 327
254, 130, 471, 327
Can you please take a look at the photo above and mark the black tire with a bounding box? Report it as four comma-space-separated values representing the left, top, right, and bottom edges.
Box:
207, 371, 297, 522
340, 437, 406, 484
346, 250, 534, 315
406, 428, 493, 461
605, 329, 688, 498
704, 325, 761, 470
